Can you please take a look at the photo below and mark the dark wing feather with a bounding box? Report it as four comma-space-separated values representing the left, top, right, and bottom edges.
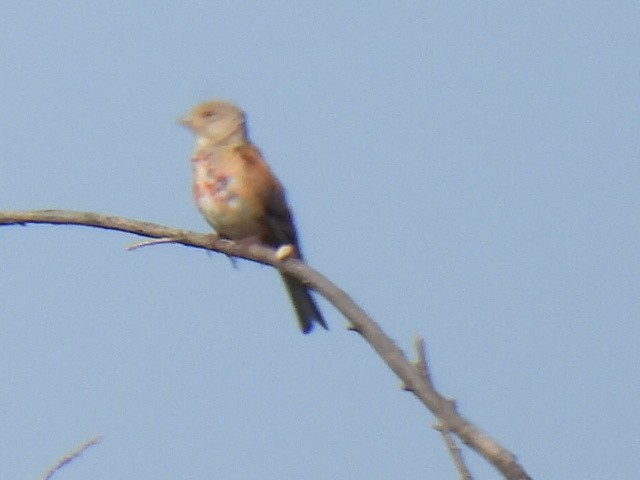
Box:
235, 144, 300, 250
235, 144, 326, 332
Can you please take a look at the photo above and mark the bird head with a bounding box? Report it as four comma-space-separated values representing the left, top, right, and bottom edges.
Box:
179, 100, 247, 146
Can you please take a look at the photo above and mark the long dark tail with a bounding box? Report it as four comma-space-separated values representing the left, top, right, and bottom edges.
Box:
280, 273, 327, 334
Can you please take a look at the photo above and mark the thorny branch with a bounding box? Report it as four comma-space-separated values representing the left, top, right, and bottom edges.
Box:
1, 209, 531, 480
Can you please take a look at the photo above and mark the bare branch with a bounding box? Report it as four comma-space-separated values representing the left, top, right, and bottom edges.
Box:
414, 336, 435, 388
436, 423, 473, 480
41, 435, 102, 480
1, 209, 531, 480
414, 337, 473, 479
126, 237, 178, 250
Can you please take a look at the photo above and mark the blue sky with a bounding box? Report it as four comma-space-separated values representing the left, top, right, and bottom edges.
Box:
1, 2, 639, 479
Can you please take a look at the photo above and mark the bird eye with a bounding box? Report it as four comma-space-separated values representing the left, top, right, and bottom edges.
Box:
202, 110, 215, 118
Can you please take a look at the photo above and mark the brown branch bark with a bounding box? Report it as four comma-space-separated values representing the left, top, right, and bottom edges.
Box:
0, 209, 531, 480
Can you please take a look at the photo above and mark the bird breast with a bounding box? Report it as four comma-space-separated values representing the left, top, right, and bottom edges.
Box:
191, 151, 263, 239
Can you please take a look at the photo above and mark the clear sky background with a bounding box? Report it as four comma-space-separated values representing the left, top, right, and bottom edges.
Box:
1, 2, 638, 479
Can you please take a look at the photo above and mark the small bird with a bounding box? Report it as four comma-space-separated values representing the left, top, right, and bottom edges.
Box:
179, 100, 327, 334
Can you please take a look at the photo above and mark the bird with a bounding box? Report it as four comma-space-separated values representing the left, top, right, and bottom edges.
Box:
179, 99, 327, 334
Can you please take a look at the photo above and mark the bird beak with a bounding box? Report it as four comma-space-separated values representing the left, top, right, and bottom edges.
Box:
178, 115, 193, 127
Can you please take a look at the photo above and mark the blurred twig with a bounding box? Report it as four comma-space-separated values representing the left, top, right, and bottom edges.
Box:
41, 435, 102, 480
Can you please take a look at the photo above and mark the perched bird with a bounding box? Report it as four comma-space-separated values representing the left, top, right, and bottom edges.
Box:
179, 100, 327, 334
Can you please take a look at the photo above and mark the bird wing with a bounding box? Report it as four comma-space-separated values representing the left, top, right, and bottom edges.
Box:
235, 144, 300, 251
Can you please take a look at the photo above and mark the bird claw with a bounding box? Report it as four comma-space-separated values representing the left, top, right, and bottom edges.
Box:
232, 236, 261, 249
207, 232, 221, 247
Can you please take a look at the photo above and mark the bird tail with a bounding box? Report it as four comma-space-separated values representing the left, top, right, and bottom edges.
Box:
280, 273, 327, 334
